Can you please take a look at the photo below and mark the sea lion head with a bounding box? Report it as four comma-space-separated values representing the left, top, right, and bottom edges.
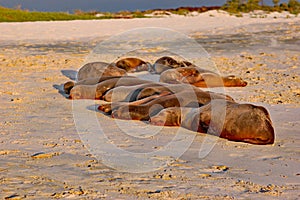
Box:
69, 85, 84, 99
116, 59, 132, 71
116, 58, 147, 72
69, 85, 96, 100
63, 81, 75, 94
135, 62, 153, 72
224, 75, 248, 87
150, 107, 181, 126
111, 105, 146, 120
177, 67, 203, 83
154, 56, 182, 74
156, 56, 180, 67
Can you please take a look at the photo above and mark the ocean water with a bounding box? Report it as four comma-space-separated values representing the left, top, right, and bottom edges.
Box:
0, 0, 290, 13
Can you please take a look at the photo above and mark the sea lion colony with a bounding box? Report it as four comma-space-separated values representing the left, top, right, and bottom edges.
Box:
63, 56, 274, 145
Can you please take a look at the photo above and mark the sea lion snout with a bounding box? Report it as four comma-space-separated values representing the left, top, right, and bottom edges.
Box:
225, 75, 248, 87
69, 91, 81, 99
111, 106, 139, 120
69, 85, 97, 100
149, 115, 167, 126
150, 107, 181, 126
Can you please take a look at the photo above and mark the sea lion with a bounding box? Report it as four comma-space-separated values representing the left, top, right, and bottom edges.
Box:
100, 82, 234, 114
149, 106, 187, 126
102, 82, 166, 102
69, 77, 152, 100
160, 67, 248, 87
100, 83, 190, 112
103, 82, 194, 102
68, 84, 97, 100
115, 57, 152, 72
109, 89, 234, 120
64, 76, 135, 94
150, 100, 275, 145
63, 62, 127, 94
77, 62, 127, 81
103, 81, 234, 103
133, 83, 235, 101
153, 56, 193, 74
99, 91, 172, 113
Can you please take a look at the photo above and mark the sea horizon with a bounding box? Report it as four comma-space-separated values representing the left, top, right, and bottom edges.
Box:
0, 0, 290, 13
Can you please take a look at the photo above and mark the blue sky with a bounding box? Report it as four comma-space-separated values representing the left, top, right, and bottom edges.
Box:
0, 0, 289, 12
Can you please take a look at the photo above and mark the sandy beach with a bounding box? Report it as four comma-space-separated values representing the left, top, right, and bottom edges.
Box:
0, 10, 299, 199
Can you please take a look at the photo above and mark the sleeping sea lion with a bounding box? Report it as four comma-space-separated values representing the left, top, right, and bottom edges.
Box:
69, 77, 152, 100
150, 100, 275, 145
133, 83, 235, 101
153, 56, 193, 74
100, 83, 195, 112
116, 57, 151, 72
103, 82, 193, 102
99, 82, 235, 114
160, 67, 247, 87
99, 91, 172, 113
102, 82, 166, 102
103, 81, 234, 103
64, 76, 134, 94
109, 89, 234, 120
77, 62, 127, 81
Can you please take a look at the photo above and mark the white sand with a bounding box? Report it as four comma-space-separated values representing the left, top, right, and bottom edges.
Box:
0, 11, 299, 199
0, 10, 299, 42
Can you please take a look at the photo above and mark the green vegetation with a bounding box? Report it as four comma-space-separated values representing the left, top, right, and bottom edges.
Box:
287, 0, 300, 14
0, 5, 215, 22
0, 6, 148, 22
169, 8, 191, 15
221, 0, 300, 15
0, 6, 94, 22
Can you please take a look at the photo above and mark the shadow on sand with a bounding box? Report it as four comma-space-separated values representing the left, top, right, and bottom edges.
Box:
61, 69, 77, 81
53, 69, 77, 98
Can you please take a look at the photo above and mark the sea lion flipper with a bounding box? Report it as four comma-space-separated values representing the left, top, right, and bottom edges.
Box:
63, 81, 75, 94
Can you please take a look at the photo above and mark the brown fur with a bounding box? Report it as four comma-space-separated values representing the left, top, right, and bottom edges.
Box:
116, 57, 149, 72
150, 100, 275, 145
77, 62, 127, 81
64, 76, 133, 94
63, 57, 274, 145
108, 89, 234, 120
160, 67, 247, 87
153, 56, 193, 74
69, 77, 152, 100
